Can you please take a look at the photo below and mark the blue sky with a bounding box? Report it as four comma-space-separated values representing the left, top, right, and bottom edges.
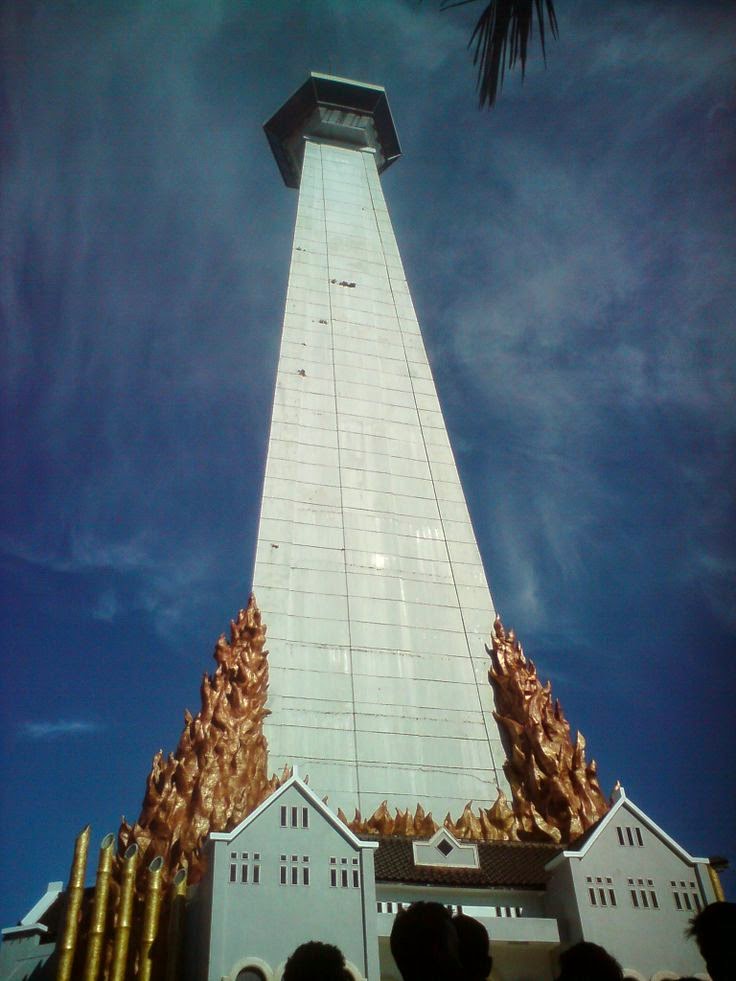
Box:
1, 0, 735, 926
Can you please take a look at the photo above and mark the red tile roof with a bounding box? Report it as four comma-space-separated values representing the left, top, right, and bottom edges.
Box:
372, 838, 560, 889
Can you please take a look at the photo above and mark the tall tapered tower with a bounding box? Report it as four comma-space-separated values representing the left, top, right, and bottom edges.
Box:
255, 73, 510, 822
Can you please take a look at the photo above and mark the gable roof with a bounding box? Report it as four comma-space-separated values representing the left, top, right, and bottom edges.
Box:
209, 772, 377, 851
545, 786, 709, 871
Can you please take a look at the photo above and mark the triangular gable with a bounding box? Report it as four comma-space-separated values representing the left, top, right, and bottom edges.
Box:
1, 881, 63, 938
545, 787, 708, 871
413, 827, 479, 869
209, 771, 378, 851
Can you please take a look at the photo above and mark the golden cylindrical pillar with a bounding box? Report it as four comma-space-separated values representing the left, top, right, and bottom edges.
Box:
56, 824, 91, 981
109, 843, 139, 981
164, 868, 188, 981
138, 856, 165, 981
82, 832, 115, 981
708, 862, 726, 902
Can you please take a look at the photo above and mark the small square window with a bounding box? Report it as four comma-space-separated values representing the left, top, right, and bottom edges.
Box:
437, 839, 454, 857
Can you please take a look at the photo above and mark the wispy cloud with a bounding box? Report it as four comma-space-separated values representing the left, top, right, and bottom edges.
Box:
20, 719, 102, 741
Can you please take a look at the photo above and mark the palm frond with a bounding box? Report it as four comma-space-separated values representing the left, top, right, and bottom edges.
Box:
442, 0, 559, 109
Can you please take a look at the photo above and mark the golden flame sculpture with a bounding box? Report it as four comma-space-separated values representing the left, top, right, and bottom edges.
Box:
335, 616, 610, 844
117, 595, 289, 887
487, 616, 610, 842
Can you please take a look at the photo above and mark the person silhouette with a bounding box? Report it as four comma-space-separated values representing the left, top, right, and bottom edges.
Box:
452, 913, 493, 981
282, 940, 351, 981
390, 902, 464, 981
556, 941, 623, 981
687, 901, 736, 981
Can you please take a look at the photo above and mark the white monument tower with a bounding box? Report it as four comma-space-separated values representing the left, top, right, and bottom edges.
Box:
0, 73, 719, 981
256, 73, 510, 822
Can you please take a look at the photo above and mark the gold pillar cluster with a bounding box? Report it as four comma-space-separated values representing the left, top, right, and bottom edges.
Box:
488, 616, 610, 842
54, 827, 188, 981
117, 595, 289, 888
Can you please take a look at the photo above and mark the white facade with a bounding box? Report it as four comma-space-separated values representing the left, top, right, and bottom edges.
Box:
254, 75, 510, 822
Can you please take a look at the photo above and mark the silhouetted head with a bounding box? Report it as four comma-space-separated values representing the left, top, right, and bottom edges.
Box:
557, 941, 623, 981
390, 902, 464, 981
453, 913, 492, 981
687, 901, 736, 981
283, 941, 350, 981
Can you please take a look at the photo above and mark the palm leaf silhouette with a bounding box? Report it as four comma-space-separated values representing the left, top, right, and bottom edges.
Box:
442, 0, 559, 108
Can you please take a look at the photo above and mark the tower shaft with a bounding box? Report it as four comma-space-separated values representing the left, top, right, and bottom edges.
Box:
255, 76, 510, 821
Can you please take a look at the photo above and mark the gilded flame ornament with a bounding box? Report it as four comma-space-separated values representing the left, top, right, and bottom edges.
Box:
337, 616, 609, 844
487, 616, 610, 842
117, 595, 289, 887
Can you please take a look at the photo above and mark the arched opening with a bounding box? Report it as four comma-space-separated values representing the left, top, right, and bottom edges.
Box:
229, 956, 273, 981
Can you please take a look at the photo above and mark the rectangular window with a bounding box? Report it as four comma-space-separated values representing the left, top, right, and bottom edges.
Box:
291, 806, 298, 828
302, 807, 309, 828
280, 854, 309, 886
330, 868, 337, 887
230, 851, 259, 885
617, 825, 644, 846
280, 806, 287, 827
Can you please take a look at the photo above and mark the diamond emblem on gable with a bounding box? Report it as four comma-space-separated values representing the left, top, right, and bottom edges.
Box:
437, 839, 454, 857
